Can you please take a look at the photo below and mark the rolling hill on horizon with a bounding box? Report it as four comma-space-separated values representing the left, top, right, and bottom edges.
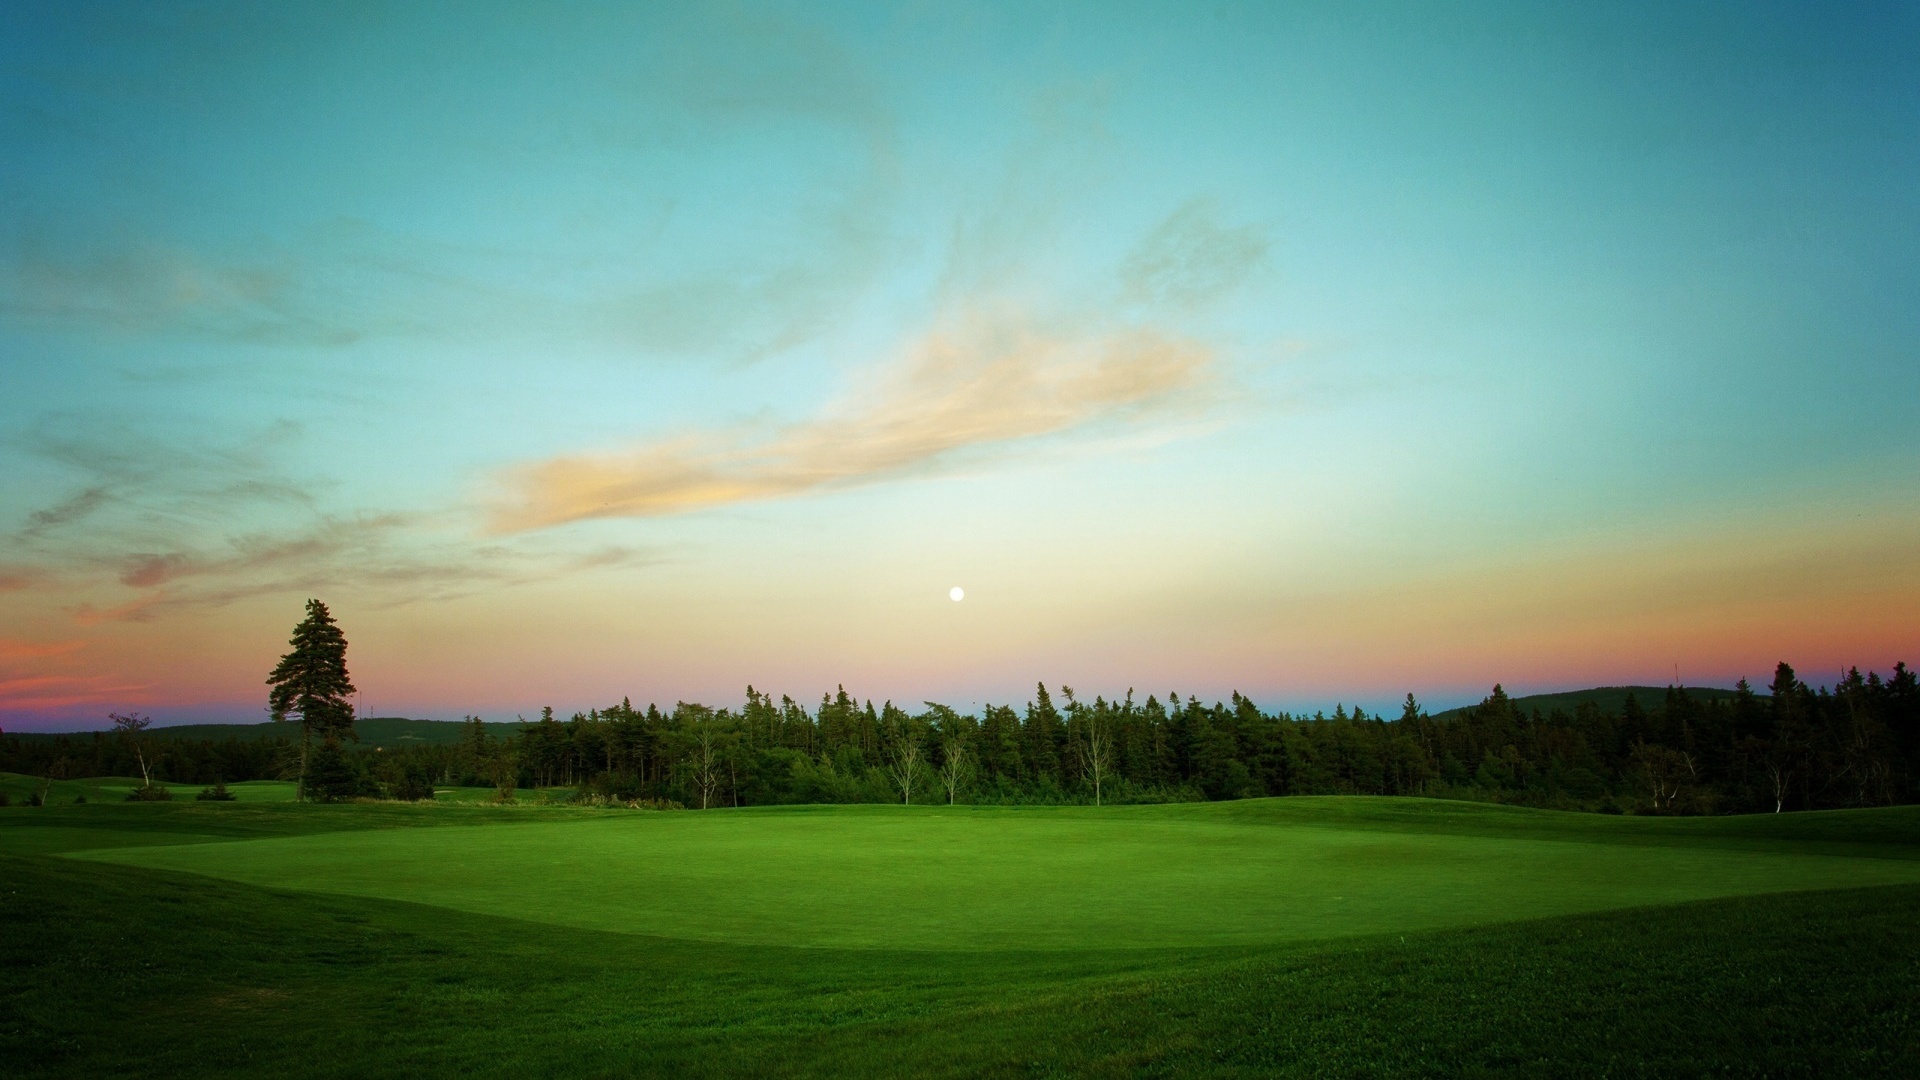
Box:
5, 716, 521, 747
7, 684, 1758, 744
1425, 684, 1747, 723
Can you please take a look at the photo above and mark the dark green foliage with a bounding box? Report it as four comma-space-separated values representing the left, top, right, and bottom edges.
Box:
5, 716, 520, 749
265, 599, 356, 736
0, 730, 290, 788
1427, 684, 1744, 722
378, 757, 435, 802
13, 658, 1917, 815
303, 742, 373, 803
195, 781, 236, 802
460, 657, 1858, 807
123, 785, 172, 802
266, 599, 356, 801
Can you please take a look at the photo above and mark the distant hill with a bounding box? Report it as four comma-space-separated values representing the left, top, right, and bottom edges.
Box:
10, 716, 523, 747
1427, 685, 1747, 723
10, 688, 1755, 742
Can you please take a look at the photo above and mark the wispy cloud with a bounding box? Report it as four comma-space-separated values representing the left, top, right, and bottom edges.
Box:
0, 672, 150, 712
0, 232, 366, 346
21, 486, 110, 539
1122, 199, 1269, 309
0, 637, 85, 661
0, 638, 136, 713
9, 415, 317, 538
3, 10, 908, 368
43, 517, 660, 624
494, 313, 1215, 531
56, 514, 660, 623
2, 419, 660, 624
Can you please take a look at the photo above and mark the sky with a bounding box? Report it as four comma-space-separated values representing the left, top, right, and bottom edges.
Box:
2, 1, 1916, 730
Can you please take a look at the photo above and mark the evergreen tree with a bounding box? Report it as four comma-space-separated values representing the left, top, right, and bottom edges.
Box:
266, 599, 356, 801
1025, 683, 1065, 788
305, 740, 367, 802
977, 705, 1024, 786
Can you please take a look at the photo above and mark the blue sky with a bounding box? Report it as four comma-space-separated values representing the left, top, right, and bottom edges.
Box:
1, 1, 1915, 728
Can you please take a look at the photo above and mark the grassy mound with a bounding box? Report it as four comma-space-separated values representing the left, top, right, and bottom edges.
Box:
69, 798, 1920, 949
6, 797, 1918, 1076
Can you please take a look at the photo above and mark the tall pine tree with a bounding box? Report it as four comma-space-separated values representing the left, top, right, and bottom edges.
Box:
266, 598, 356, 801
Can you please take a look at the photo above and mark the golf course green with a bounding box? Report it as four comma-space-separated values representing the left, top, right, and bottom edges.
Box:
68, 799, 1920, 949
8, 796, 1920, 1077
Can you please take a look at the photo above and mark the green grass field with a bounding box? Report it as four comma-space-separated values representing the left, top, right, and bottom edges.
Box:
0, 772, 303, 804
65, 800, 1920, 949
5, 795, 1919, 1077
0, 773, 559, 805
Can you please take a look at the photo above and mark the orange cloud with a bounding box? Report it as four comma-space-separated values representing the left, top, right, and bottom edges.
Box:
119, 553, 195, 588
0, 638, 86, 661
0, 673, 150, 711
71, 592, 172, 626
494, 317, 1214, 531
0, 637, 140, 713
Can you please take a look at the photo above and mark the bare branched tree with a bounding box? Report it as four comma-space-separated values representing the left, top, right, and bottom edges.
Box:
1066, 688, 1114, 806
109, 712, 155, 790
881, 704, 926, 805
943, 745, 972, 809
887, 738, 921, 804
687, 726, 723, 810
1766, 758, 1792, 814
1632, 741, 1694, 813
938, 735, 969, 805
921, 702, 974, 805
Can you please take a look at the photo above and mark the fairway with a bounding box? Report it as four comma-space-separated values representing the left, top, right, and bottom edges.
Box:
0, 773, 301, 804
73, 798, 1920, 950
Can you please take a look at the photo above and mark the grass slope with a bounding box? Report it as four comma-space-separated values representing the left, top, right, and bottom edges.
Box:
0, 772, 300, 804
5, 798, 1917, 1077
71, 799, 1920, 949
4, 856, 1915, 1077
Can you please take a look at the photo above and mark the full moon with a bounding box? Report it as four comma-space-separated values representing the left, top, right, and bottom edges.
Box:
949, 586, 965, 602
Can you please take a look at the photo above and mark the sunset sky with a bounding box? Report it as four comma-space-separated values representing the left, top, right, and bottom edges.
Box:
3, 2, 1916, 730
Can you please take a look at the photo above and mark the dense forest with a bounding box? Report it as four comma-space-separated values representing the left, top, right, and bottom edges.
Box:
1, 731, 283, 793
5, 661, 1915, 814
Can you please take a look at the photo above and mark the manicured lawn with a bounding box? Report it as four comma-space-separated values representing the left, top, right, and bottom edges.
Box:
0, 772, 300, 804
68, 799, 1920, 949
5, 796, 1918, 1076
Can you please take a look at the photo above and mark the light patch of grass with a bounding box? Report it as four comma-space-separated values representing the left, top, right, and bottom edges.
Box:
69, 799, 1920, 950
0, 773, 300, 804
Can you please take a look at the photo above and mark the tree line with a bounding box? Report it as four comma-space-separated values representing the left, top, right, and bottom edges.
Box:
17, 659, 1905, 815
6, 587, 1913, 815
421, 662, 1918, 814
0, 728, 283, 790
